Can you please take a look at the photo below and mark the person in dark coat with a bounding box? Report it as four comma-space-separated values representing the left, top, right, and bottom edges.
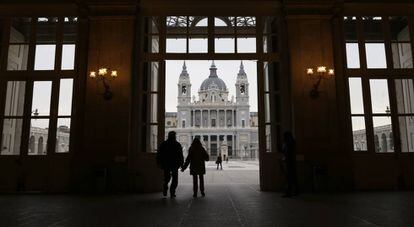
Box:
216, 153, 222, 170
281, 131, 299, 197
156, 131, 184, 198
181, 138, 209, 197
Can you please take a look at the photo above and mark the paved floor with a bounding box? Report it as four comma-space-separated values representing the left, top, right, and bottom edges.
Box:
0, 161, 413, 227
179, 160, 259, 185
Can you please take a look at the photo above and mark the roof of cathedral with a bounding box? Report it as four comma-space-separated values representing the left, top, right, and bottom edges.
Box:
200, 61, 227, 91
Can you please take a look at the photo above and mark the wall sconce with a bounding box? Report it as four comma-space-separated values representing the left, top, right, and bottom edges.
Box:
89, 67, 118, 100
306, 66, 334, 99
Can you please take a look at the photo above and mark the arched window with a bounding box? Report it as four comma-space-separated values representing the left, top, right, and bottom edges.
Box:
29, 136, 35, 154
381, 133, 388, 152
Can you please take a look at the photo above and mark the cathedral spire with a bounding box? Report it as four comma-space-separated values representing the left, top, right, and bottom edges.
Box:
209, 60, 218, 78
238, 61, 246, 77
180, 61, 189, 77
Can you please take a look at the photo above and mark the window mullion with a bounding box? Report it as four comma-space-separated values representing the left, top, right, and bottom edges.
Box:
357, 16, 367, 70
382, 17, 394, 70
208, 16, 214, 54
0, 81, 5, 151
159, 16, 166, 55
20, 79, 34, 156
157, 61, 165, 151
409, 16, 414, 68
388, 79, 401, 154
27, 17, 36, 72
0, 19, 10, 72
54, 17, 63, 73
361, 76, 375, 153
48, 79, 60, 155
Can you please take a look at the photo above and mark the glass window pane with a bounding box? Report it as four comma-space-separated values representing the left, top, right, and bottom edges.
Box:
237, 37, 256, 53
1, 119, 23, 155
236, 17, 256, 27
150, 94, 158, 123
351, 117, 367, 151
265, 124, 271, 152
56, 118, 70, 153
215, 17, 235, 34
363, 17, 383, 42
61, 44, 75, 70
264, 94, 270, 123
150, 62, 159, 92
166, 16, 188, 30
10, 17, 31, 43
264, 62, 269, 92
399, 116, 414, 153
58, 79, 73, 116
189, 37, 207, 53
29, 119, 49, 155
264, 35, 278, 53
63, 17, 77, 43
34, 44, 56, 70
194, 17, 208, 27
36, 17, 57, 43
346, 43, 360, 69
365, 43, 387, 69
389, 17, 410, 42
392, 43, 413, 69
166, 36, 186, 53
373, 117, 393, 153
144, 35, 159, 53
370, 79, 390, 114
215, 38, 235, 53
149, 125, 158, 153
348, 78, 364, 114
395, 79, 414, 114
7, 44, 29, 71
4, 81, 25, 116
32, 81, 52, 116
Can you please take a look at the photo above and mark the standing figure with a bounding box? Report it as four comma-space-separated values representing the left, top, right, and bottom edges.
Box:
282, 131, 299, 197
181, 138, 209, 197
216, 153, 223, 170
157, 131, 184, 198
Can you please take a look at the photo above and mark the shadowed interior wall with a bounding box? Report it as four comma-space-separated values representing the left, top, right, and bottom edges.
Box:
287, 16, 353, 191
72, 16, 163, 192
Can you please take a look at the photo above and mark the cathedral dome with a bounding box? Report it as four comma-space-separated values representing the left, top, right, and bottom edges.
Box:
200, 62, 227, 91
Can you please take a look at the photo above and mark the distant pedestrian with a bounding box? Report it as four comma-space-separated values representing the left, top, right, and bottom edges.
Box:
216, 154, 223, 170
281, 131, 299, 197
156, 131, 184, 198
223, 154, 227, 164
181, 138, 209, 197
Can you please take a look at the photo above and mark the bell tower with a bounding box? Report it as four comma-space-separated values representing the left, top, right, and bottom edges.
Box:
235, 61, 249, 105
178, 61, 192, 106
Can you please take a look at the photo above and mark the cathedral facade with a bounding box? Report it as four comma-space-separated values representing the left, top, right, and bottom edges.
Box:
165, 61, 258, 159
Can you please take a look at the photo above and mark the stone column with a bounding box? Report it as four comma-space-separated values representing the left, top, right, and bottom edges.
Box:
201, 109, 203, 127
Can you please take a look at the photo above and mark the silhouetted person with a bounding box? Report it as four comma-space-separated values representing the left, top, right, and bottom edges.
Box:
181, 138, 209, 197
282, 131, 298, 197
216, 153, 223, 170
156, 131, 184, 198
